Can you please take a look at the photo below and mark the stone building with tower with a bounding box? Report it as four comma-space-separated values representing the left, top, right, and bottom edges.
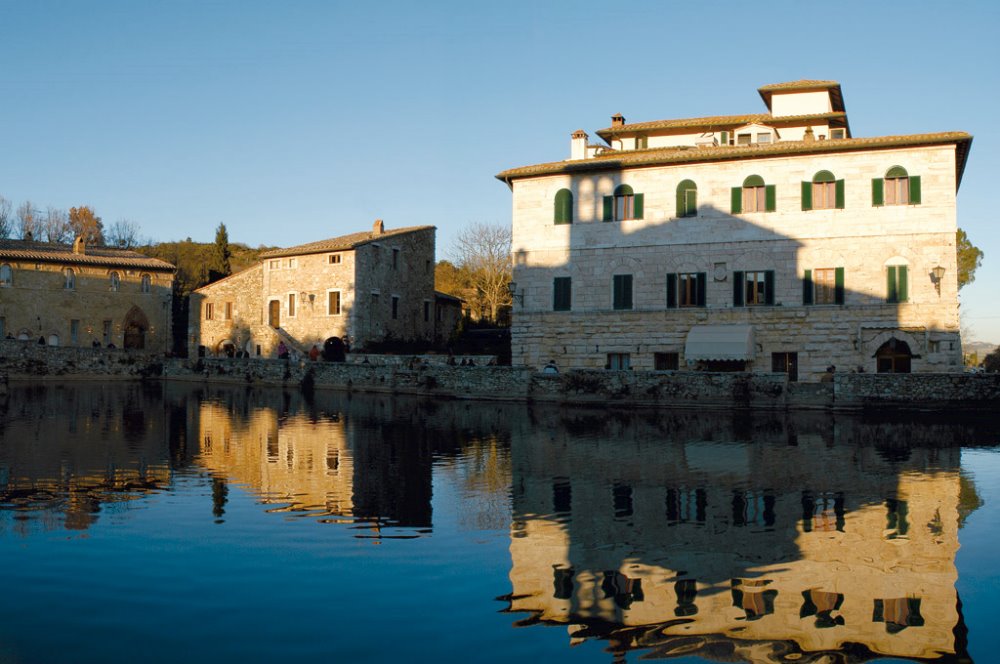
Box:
189, 220, 455, 357
497, 80, 971, 381
0, 236, 175, 352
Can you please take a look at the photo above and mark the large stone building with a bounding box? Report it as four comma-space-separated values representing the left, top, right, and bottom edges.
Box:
497, 80, 972, 381
0, 237, 175, 352
190, 221, 453, 357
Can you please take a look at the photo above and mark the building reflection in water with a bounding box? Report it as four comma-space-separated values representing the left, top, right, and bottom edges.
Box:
0, 384, 174, 533
504, 408, 982, 662
184, 385, 511, 535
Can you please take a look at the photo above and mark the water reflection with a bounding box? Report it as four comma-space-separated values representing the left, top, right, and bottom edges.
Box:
1, 383, 997, 662
504, 409, 987, 662
0, 384, 174, 533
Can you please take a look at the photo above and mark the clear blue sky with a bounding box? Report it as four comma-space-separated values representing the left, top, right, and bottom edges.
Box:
2, 0, 999, 343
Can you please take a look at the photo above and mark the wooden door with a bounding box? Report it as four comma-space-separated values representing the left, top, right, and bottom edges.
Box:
269, 300, 280, 328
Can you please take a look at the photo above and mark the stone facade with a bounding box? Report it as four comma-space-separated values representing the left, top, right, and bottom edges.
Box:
0, 238, 174, 353
497, 81, 971, 381
189, 221, 443, 357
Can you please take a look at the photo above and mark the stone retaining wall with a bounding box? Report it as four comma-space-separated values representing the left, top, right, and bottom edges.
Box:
3, 340, 1000, 411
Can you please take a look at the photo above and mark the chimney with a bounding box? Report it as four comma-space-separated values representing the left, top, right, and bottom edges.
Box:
372, 219, 384, 236
24, 231, 33, 241
570, 129, 588, 160
803, 126, 815, 143
611, 113, 625, 128
73, 235, 86, 255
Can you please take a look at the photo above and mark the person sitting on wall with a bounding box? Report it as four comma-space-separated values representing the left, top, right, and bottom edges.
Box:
820, 365, 835, 382
38, 336, 45, 345
92, 339, 100, 347
277, 341, 289, 360
107, 342, 116, 349
309, 345, 320, 362
542, 360, 559, 374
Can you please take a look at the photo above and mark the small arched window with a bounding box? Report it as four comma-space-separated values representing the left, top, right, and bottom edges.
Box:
802, 170, 843, 210
109, 271, 120, 292
64, 268, 76, 290
732, 175, 775, 213
140, 274, 151, 293
554, 188, 573, 225
0, 264, 12, 287
873, 166, 921, 206
603, 184, 643, 221
676, 180, 697, 217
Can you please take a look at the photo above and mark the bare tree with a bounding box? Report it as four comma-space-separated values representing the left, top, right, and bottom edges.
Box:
451, 222, 512, 323
16, 201, 41, 240
0, 196, 12, 238
41, 207, 72, 243
106, 218, 142, 249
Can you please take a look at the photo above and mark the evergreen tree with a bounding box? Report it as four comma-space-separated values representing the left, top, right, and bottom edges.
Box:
212, 222, 232, 277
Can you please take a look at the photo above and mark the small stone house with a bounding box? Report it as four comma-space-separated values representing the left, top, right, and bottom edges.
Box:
190, 221, 443, 357
0, 236, 175, 352
497, 80, 971, 381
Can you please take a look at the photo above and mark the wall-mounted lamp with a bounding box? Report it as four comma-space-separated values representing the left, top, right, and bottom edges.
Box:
507, 282, 524, 305
931, 265, 946, 295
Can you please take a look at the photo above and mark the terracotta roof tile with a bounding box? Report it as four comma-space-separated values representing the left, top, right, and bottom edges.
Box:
0, 239, 175, 271
260, 225, 435, 259
496, 132, 973, 187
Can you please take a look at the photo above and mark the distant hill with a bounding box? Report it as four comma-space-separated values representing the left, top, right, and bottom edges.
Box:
965, 340, 998, 356
137, 241, 276, 295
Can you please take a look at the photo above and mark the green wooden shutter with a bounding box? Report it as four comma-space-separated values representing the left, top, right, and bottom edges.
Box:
887, 266, 897, 302
834, 267, 845, 305
733, 271, 744, 306
624, 275, 633, 309
909, 176, 921, 204
801, 181, 812, 211
765, 185, 776, 212
666, 273, 677, 308
720, 131, 729, 146
803, 269, 813, 305
731, 187, 742, 214
872, 178, 884, 206
835, 179, 845, 209
633, 193, 644, 219
603, 196, 613, 222
898, 265, 908, 302
696, 273, 706, 306
676, 187, 685, 218
554, 189, 573, 224
764, 271, 775, 305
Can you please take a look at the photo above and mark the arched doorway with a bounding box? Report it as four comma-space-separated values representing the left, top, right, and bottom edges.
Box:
122, 306, 150, 350
216, 340, 236, 357
875, 338, 912, 373
323, 336, 346, 362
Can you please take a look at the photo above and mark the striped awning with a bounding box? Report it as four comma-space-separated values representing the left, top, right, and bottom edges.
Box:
684, 325, 755, 361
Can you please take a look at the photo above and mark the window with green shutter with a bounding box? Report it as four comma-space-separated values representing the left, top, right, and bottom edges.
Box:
876, 166, 921, 206
806, 170, 842, 210
676, 180, 697, 217
668, 273, 706, 308
739, 270, 774, 306
554, 189, 573, 224
804, 267, 846, 305
553, 277, 572, 311
613, 274, 633, 310
605, 185, 643, 221
887, 265, 909, 303
734, 175, 773, 213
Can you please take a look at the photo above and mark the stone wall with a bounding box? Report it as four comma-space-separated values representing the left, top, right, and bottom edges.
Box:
0, 259, 173, 353
509, 143, 963, 378
189, 264, 269, 357
3, 342, 999, 411
0, 339, 165, 379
